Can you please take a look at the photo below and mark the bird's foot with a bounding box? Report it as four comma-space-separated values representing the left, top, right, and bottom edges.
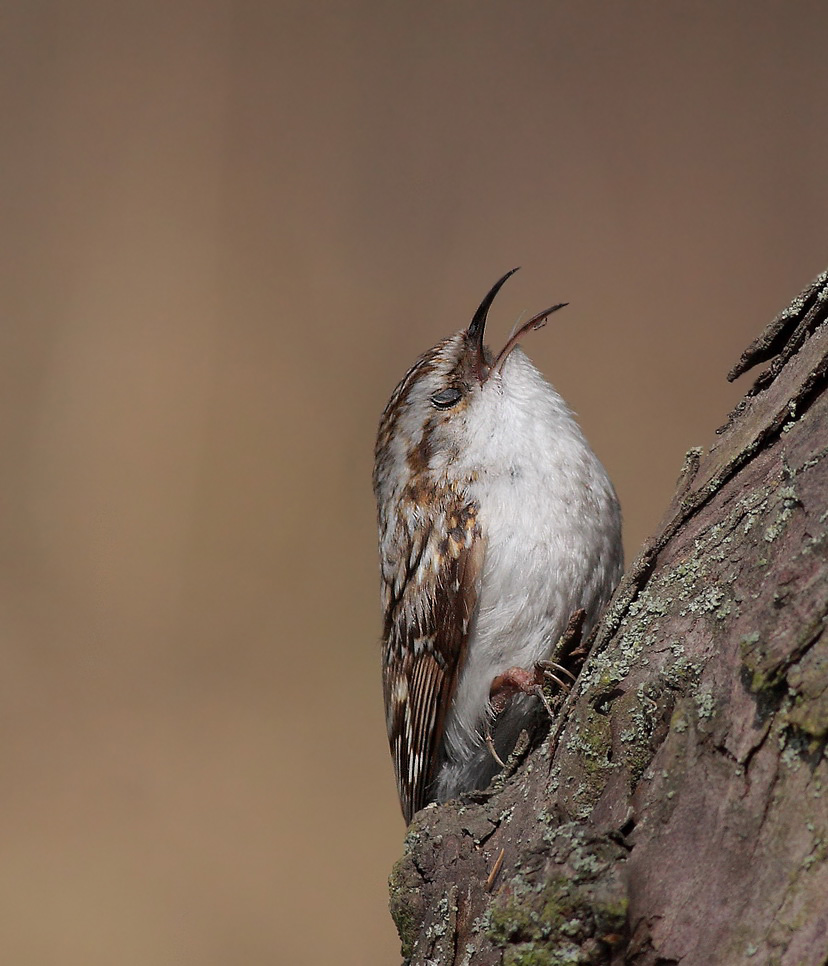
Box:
488, 608, 589, 720
489, 664, 562, 720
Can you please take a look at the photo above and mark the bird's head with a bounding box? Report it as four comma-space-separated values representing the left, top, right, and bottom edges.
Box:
374, 269, 567, 497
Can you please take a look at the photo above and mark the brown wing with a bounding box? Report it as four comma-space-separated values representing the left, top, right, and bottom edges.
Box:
381, 498, 483, 823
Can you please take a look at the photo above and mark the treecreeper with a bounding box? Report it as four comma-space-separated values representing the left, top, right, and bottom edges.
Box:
373, 269, 623, 823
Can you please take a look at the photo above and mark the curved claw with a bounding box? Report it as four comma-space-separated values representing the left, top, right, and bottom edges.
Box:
484, 724, 506, 767
536, 660, 577, 682
531, 683, 557, 719
540, 672, 571, 693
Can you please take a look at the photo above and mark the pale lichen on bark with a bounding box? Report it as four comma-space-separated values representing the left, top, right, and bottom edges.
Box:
389, 270, 828, 966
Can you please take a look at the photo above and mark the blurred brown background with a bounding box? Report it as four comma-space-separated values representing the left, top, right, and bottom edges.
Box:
1, 2, 826, 963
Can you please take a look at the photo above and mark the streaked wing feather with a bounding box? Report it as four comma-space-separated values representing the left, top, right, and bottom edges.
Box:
382, 497, 482, 823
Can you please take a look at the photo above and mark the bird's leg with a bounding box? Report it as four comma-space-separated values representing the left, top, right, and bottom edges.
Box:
488, 665, 559, 721
488, 609, 588, 721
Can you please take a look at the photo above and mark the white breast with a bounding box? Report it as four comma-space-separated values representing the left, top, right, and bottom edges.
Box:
436, 348, 623, 796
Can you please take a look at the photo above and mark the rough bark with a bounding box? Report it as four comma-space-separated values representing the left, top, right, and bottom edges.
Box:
389, 270, 828, 966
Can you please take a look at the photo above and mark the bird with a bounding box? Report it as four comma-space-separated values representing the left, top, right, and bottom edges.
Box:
373, 268, 623, 823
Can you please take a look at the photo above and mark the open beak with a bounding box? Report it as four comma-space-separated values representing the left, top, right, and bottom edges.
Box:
466, 268, 567, 380
466, 268, 520, 381
490, 301, 567, 377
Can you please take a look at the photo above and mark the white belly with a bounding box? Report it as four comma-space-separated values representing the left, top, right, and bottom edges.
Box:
429, 346, 624, 802
437, 424, 622, 798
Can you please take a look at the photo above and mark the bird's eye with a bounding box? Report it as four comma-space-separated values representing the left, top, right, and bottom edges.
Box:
430, 388, 463, 410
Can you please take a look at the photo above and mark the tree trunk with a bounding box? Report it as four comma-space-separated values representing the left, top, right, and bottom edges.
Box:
389, 270, 828, 966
